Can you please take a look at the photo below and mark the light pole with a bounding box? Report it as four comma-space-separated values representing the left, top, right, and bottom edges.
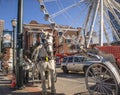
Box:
11, 19, 17, 74
16, 0, 24, 89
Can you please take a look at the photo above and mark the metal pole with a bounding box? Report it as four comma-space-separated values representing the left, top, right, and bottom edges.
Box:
11, 19, 17, 75
0, 30, 2, 54
16, 0, 24, 89
12, 26, 16, 74
0, 35, 1, 54
100, 0, 103, 46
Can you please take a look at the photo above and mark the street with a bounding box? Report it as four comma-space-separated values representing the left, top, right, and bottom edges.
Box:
55, 66, 89, 95
0, 65, 89, 95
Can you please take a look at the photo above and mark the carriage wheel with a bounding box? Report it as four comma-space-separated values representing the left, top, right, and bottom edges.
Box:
85, 63, 119, 95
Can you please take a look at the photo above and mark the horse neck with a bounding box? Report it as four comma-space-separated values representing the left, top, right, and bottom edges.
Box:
38, 45, 49, 57
32, 45, 43, 61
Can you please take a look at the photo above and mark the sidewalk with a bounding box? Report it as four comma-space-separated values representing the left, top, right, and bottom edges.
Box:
0, 70, 89, 95
0, 72, 64, 95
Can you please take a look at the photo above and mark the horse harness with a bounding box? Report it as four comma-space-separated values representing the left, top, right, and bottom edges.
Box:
37, 44, 54, 62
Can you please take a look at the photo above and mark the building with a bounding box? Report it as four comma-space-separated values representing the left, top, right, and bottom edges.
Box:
23, 20, 82, 58
0, 20, 13, 70
2, 30, 13, 70
0, 20, 4, 54
0, 20, 4, 33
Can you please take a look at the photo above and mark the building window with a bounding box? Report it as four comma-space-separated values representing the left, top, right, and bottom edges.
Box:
33, 33, 36, 45
59, 37, 63, 44
66, 39, 71, 44
58, 32, 63, 37
72, 35, 76, 40
65, 35, 71, 44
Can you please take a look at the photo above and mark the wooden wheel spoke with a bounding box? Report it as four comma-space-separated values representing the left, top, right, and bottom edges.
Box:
103, 82, 116, 86
86, 64, 118, 95
88, 69, 96, 80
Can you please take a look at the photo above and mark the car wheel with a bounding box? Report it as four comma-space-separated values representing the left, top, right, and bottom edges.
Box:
62, 66, 68, 74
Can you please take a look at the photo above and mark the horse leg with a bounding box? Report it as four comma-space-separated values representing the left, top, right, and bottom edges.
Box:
40, 69, 47, 95
41, 72, 47, 95
50, 69, 56, 94
32, 76, 34, 85
47, 70, 51, 89
32, 67, 35, 85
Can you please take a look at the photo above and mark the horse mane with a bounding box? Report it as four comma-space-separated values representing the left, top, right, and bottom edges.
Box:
31, 45, 42, 62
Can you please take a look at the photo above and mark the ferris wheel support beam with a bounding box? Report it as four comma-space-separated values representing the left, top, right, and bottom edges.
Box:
63, 3, 90, 35
107, 8, 120, 26
84, 4, 93, 36
100, 0, 104, 46
103, 24, 111, 45
87, 0, 100, 48
43, 0, 56, 2
38, 0, 56, 3
51, 0, 86, 18
104, 11, 120, 41
110, 0, 120, 13
83, 4, 93, 47
106, 0, 120, 26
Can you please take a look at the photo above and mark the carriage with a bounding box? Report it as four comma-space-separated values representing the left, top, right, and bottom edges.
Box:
85, 46, 120, 95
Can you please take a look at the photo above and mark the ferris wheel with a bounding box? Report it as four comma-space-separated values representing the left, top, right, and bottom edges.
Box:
38, 0, 120, 48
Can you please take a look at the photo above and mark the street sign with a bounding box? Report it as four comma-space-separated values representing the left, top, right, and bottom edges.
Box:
3, 30, 12, 48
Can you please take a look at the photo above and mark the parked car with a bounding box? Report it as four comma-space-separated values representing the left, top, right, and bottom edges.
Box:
61, 55, 101, 74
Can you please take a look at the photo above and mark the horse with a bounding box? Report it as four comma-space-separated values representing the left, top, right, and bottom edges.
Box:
31, 33, 56, 95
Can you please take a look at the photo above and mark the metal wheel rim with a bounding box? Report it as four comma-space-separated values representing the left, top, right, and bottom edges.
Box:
85, 63, 118, 95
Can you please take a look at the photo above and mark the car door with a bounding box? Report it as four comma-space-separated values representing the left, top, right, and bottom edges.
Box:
73, 56, 84, 71
66, 56, 74, 71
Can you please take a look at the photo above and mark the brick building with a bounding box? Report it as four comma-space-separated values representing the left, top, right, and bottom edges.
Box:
0, 20, 4, 55
0, 20, 4, 33
23, 20, 82, 57
0, 20, 13, 70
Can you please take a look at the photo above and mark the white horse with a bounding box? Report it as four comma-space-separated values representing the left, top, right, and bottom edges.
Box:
31, 33, 56, 95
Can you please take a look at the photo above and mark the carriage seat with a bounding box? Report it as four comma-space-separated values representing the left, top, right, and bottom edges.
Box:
98, 51, 116, 63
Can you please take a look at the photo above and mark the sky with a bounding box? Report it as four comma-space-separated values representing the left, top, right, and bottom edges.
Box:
0, 0, 119, 43
0, 0, 48, 30
0, 0, 87, 31
0, 0, 100, 31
